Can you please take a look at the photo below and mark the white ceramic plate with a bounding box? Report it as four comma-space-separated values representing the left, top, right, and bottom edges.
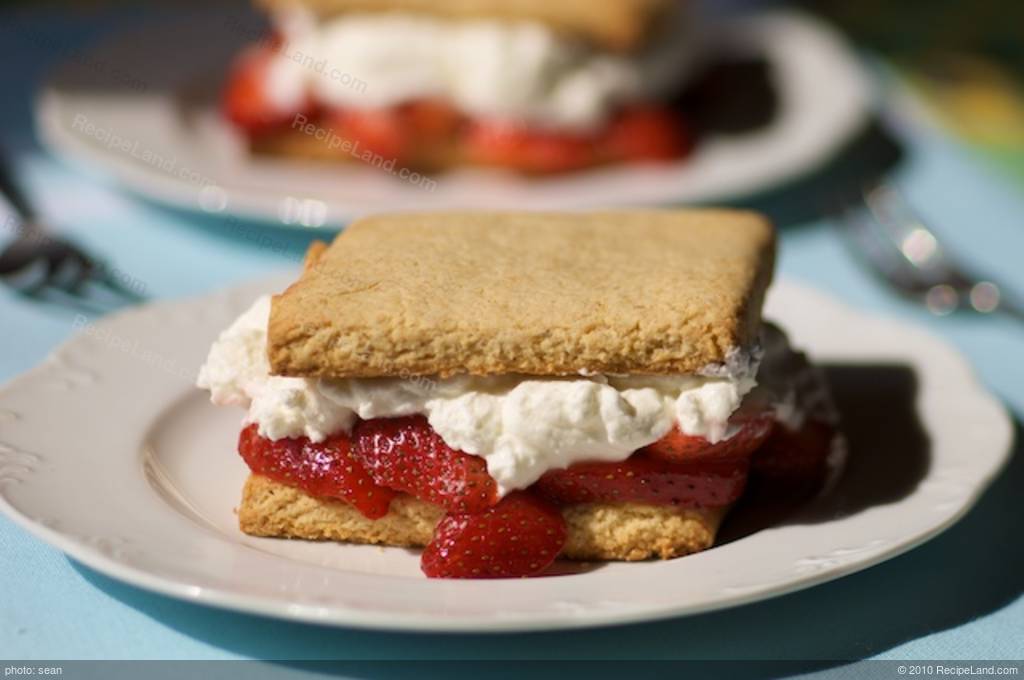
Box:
0, 277, 1012, 631
35, 9, 871, 229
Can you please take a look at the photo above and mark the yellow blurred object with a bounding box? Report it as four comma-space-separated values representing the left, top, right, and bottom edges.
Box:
905, 54, 1024, 145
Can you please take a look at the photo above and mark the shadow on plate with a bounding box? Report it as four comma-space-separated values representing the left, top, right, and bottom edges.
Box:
721, 362, 931, 542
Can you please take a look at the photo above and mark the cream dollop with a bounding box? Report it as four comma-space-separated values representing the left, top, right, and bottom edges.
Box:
196, 296, 355, 442
198, 296, 759, 494
264, 9, 698, 130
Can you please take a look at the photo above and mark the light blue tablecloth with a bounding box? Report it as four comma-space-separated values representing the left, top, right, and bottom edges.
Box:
1, 7, 1021, 666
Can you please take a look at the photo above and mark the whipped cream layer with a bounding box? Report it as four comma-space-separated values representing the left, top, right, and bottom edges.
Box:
264, 9, 698, 130
198, 296, 766, 494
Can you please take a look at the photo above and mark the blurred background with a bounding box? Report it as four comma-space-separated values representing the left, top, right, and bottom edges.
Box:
810, 0, 1024, 186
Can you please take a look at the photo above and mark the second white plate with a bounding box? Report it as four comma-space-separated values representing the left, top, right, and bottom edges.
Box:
36, 9, 871, 228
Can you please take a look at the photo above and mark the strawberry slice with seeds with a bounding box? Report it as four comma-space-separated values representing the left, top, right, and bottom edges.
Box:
535, 454, 749, 509
238, 424, 395, 519
642, 413, 774, 464
352, 416, 499, 514
421, 492, 567, 578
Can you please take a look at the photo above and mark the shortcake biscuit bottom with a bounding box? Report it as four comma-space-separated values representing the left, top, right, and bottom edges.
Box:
239, 474, 725, 561
251, 128, 460, 173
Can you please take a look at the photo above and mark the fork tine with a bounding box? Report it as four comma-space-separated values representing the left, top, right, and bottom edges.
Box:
841, 182, 1024, 321
39, 244, 144, 306
90, 264, 147, 303
861, 184, 966, 284
44, 250, 87, 292
65, 250, 96, 294
6, 248, 140, 313
19, 283, 113, 317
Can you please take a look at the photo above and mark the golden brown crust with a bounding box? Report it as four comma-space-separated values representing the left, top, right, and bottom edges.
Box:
240, 475, 443, 547
240, 474, 724, 561
267, 210, 776, 378
254, 0, 674, 51
302, 240, 329, 272
560, 502, 720, 560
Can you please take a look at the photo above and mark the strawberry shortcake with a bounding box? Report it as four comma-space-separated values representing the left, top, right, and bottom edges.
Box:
198, 210, 840, 578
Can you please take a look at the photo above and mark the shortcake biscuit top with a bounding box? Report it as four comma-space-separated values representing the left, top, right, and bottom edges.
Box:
268, 210, 775, 378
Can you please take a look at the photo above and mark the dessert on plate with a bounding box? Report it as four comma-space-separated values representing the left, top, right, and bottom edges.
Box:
198, 210, 840, 578
222, 0, 706, 173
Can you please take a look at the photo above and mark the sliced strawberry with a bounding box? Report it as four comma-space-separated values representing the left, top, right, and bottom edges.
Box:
751, 419, 836, 495
332, 108, 409, 163
401, 99, 463, 142
601, 106, 692, 162
352, 416, 499, 514
421, 492, 567, 578
237, 424, 396, 519
222, 44, 308, 134
642, 412, 774, 464
463, 120, 595, 173
534, 454, 749, 509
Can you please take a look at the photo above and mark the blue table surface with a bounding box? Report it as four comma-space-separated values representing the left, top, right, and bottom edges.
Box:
0, 7, 1022, 667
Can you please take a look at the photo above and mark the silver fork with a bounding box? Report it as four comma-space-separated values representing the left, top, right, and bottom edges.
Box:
837, 182, 1024, 322
0, 149, 145, 312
